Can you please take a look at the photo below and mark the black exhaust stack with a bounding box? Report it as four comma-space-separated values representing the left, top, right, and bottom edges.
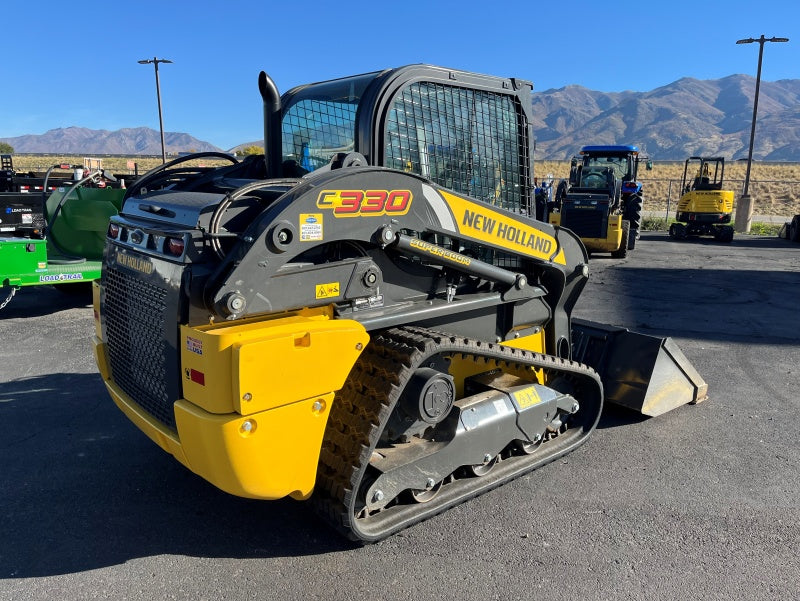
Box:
258, 71, 282, 179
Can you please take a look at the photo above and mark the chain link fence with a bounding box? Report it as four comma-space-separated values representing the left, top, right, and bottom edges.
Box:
640, 177, 800, 220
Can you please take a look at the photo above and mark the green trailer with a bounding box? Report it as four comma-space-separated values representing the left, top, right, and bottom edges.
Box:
1, 173, 125, 310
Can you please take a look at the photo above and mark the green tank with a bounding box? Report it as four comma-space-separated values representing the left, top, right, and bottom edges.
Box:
45, 185, 124, 260
1, 180, 125, 310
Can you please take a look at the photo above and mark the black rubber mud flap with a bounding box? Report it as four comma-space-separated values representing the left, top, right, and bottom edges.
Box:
571, 318, 708, 417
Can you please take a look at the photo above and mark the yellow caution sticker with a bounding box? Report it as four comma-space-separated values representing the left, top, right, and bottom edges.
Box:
315, 282, 341, 299
513, 385, 543, 409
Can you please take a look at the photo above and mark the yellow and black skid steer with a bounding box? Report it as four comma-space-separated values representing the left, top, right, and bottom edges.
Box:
93, 65, 706, 542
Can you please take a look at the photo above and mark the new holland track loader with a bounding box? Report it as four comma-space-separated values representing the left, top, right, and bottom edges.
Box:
93, 65, 707, 543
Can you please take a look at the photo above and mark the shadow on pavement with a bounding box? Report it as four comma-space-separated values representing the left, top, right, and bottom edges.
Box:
0, 373, 353, 578
638, 232, 794, 249
0, 286, 92, 320
577, 266, 800, 345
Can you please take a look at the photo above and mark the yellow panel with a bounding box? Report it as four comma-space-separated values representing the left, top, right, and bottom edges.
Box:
179, 308, 367, 415
502, 331, 544, 354
93, 336, 110, 381
446, 331, 545, 397
95, 340, 189, 467
582, 214, 623, 252
502, 332, 545, 383
232, 319, 369, 415
96, 338, 333, 501
174, 393, 334, 500
92, 281, 102, 339
679, 190, 734, 214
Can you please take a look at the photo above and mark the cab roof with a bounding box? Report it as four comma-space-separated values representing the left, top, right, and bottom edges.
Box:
580, 145, 639, 155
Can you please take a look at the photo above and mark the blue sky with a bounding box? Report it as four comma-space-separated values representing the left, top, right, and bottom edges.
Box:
1, 0, 797, 150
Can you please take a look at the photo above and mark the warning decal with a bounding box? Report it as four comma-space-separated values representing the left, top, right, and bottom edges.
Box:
315, 282, 341, 299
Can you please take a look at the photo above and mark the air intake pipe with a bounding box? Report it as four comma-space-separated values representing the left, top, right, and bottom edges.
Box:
258, 71, 282, 179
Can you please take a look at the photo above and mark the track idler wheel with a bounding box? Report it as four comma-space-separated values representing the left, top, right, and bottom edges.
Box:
516, 436, 543, 455
408, 479, 443, 503
469, 454, 499, 476
383, 367, 456, 442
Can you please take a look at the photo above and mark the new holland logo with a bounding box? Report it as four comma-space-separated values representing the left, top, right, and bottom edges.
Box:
115, 251, 154, 275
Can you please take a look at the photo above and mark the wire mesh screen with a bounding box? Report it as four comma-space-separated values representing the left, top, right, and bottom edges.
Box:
384, 82, 530, 214
281, 74, 374, 173
282, 99, 358, 172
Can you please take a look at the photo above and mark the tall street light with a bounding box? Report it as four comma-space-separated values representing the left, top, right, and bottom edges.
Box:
138, 57, 173, 164
734, 35, 788, 233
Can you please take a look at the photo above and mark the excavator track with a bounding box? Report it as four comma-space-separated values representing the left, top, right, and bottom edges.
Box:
313, 325, 604, 543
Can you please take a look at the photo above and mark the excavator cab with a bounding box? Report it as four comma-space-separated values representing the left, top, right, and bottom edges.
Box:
670, 157, 734, 242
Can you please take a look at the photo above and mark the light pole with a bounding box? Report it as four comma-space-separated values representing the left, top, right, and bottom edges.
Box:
734, 35, 788, 233
138, 57, 173, 164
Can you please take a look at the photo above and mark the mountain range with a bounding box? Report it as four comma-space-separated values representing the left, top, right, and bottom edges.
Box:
3, 74, 799, 160
532, 74, 800, 160
0, 126, 221, 156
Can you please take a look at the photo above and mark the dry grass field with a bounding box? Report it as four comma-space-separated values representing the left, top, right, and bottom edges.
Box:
12, 155, 230, 180
12, 155, 800, 218
536, 160, 800, 217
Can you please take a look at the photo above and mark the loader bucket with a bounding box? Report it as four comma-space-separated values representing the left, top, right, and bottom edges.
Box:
571, 318, 708, 417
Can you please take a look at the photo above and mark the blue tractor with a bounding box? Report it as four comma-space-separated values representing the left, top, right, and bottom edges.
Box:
550, 145, 650, 258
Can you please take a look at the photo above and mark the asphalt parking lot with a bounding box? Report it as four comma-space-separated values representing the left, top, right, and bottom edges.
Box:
1, 232, 798, 601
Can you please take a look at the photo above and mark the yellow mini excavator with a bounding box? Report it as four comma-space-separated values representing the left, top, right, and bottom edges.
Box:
670, 157, 735, 242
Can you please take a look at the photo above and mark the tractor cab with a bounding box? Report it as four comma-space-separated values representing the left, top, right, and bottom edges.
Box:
551, 145, 650, 257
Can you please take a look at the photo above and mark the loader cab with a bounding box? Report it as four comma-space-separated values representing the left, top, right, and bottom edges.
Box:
278, 65, 535, 214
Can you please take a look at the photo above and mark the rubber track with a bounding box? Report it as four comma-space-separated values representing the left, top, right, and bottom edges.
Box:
312, 325, 603, 543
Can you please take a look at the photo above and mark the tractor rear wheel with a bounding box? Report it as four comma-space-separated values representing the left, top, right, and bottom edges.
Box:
625, 194, 643, 249
611, 220, 630, 258
790, 216, 800, 243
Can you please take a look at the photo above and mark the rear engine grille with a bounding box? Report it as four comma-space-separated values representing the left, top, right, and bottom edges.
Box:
561, 209, 606, 239
104, 266, 175, 429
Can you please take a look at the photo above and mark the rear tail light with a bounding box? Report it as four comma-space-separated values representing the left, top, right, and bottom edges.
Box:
108, 223, 120, 239
166, 237, 185, 256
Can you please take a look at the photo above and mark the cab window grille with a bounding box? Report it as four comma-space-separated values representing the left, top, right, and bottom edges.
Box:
281, 74, 373, 173
384, 82, 529, 214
